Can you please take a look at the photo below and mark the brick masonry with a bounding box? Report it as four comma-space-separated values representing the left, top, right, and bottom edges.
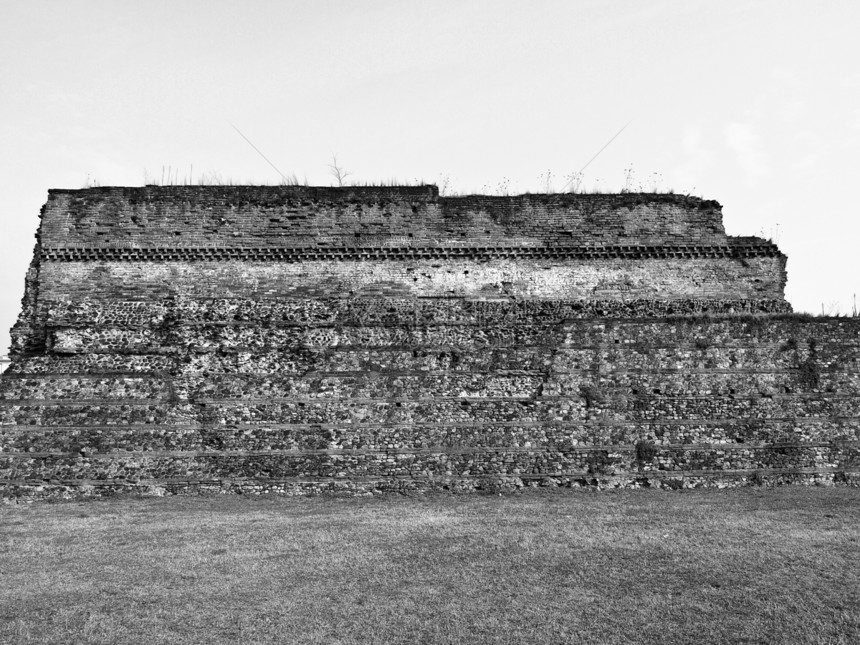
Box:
1, 186, 857, 500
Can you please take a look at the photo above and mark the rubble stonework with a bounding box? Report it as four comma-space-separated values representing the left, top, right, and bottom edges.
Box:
1, 186, 857, 500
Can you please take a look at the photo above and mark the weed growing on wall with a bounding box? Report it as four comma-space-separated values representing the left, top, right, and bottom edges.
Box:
694, 338, 711, 351
797, 338, 821, 389
438, 174, 456, 196
579, 384, 606, 408
621, 164, 636, 193
648, 171, 664, 192
128, 164, 685, 195
782, 337, 821, 390
143, 166, 305, 186
635, 439, 658, 463
537, 169, 555, 193
564, 171, 584, 193
82, 173, 101, 188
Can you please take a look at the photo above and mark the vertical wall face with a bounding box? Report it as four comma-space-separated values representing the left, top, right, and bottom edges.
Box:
2, 186, 856, 500
31, 256, 787, 303
37, 187, 730, 248
12, 185, 789, 357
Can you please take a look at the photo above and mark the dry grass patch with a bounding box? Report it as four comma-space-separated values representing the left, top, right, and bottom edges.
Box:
1, 487, 859, 644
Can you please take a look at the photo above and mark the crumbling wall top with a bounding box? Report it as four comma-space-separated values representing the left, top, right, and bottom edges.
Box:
38, 185, 730, 249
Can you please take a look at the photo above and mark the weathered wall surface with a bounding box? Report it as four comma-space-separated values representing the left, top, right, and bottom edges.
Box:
2, 186, 856, 500
2, 304, 858, 497
11, 186, 788, 356
39, 186, 729, 248
33, 256, 786, 302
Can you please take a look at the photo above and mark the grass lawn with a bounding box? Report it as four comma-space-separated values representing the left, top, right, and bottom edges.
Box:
1, 487, 859, 644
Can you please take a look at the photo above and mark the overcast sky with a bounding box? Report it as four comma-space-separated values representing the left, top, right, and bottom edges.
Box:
1, 0, 858, 354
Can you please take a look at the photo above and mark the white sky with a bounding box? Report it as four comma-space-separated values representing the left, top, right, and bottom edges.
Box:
1, 0, 859, 353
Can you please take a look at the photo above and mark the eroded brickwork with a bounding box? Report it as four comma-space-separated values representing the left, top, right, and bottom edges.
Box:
2, 186, 857, 500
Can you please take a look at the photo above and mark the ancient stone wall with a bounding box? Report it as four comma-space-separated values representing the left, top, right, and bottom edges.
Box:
1, 186, 857, 500
39, 186, 728, 248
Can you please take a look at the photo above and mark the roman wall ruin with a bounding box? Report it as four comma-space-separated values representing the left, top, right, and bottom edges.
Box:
1, 185, 858, 499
